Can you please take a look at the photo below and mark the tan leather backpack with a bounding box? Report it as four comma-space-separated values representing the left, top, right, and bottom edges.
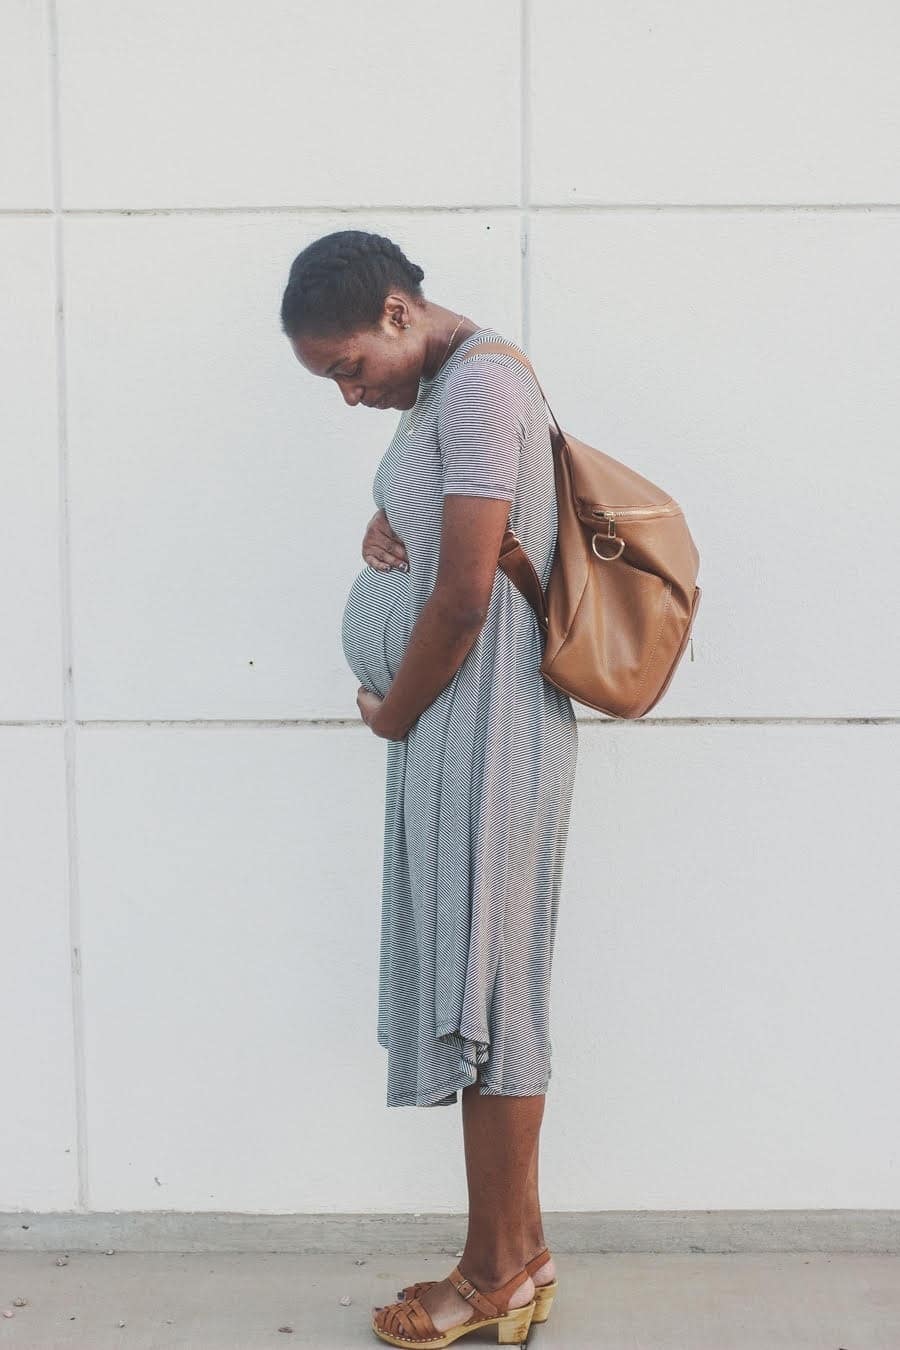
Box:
459, 341, 702, 719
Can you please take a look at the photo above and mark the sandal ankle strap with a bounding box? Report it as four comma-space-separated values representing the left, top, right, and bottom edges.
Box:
525, 1246, 551, 1275
447, 1264, 531, 1321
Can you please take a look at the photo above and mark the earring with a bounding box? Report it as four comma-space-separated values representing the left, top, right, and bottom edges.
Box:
403, 323, 410, 329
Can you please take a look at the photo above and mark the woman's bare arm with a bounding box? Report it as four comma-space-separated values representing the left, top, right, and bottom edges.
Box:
371, 494, 511, 740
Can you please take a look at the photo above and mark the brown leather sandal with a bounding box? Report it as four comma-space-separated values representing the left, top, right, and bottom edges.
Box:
371, 1263, 537, 1347
392, 1246, 558, 1326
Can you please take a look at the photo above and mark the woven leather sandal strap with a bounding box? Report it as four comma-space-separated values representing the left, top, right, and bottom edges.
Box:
405, 1298, 444, 1339
380, 1295, 440, 1341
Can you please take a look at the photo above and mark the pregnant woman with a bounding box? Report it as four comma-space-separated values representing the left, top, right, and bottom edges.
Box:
281, 230, 578, 1348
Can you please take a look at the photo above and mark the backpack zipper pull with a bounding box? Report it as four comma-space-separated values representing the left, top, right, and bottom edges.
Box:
591, 508, 616, 537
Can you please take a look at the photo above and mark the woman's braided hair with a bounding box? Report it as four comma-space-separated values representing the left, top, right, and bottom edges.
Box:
280, 230, 426, 340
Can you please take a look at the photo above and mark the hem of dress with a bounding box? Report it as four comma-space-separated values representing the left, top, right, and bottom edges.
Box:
379, 1026, 552, 1108
384, 1073, 552, 1108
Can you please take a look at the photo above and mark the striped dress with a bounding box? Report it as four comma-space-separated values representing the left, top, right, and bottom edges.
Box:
341, 326, 579, 1108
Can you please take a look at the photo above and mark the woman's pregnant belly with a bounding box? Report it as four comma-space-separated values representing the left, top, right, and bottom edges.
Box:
341, 564, 411, 700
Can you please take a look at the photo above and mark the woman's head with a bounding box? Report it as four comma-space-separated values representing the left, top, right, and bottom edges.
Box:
281, 229, 430, 410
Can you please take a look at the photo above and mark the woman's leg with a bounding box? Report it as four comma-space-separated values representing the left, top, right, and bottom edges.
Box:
523, 1134, 544, 1255
522, 1132, 557, 1284
401, 1073, 543, 1334
459, 1075, 545, 1284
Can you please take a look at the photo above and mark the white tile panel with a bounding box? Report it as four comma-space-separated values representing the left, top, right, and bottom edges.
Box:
550, 721, 900, 1209
0, 219, 63, 720
0, 729, 78, 1210
58, 0, 520, 209
0, 0, 52, 208
531, 0, 900, 204
77, 725, 466, 1212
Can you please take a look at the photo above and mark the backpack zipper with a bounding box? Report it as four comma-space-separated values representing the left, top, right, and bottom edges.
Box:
589, 501, 680, 537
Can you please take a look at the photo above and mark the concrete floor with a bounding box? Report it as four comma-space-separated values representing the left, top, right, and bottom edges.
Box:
0, 1250, 897, 1348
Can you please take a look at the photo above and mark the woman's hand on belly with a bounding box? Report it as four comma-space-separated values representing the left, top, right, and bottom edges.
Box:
357, 685, 388, 736
363, 508, 408, 572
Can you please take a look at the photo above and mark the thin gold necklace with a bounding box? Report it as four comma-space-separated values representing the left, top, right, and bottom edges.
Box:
426, 314, 470, 381
405, 315, 472, 429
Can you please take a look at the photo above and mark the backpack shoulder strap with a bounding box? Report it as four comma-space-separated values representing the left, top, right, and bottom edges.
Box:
457, 340, 566, 447
455, 340, 555, 631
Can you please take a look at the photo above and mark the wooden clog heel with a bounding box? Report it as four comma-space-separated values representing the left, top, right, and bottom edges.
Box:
525, 1246, 558, 1324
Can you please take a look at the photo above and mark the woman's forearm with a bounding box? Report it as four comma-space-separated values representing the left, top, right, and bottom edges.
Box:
372, 590, 485, 741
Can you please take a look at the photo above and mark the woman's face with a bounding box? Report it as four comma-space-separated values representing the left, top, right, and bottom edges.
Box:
290, 302, 422, 411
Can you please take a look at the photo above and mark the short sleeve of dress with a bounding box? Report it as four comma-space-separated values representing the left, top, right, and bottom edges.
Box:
437, 358, 529, 502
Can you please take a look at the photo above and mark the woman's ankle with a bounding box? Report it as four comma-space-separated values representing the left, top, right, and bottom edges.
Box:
458, 1249, 531, 1291
524, 1234, 549, 1261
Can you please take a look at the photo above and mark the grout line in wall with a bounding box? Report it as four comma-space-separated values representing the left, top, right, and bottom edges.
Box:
4, 203, 900, 218
46, 0, 91, 1215
2, 718, 896, 729
520, 0, 531, 350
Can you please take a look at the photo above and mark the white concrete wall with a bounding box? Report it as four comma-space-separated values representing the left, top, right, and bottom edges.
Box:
2, 0, 898, 1216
